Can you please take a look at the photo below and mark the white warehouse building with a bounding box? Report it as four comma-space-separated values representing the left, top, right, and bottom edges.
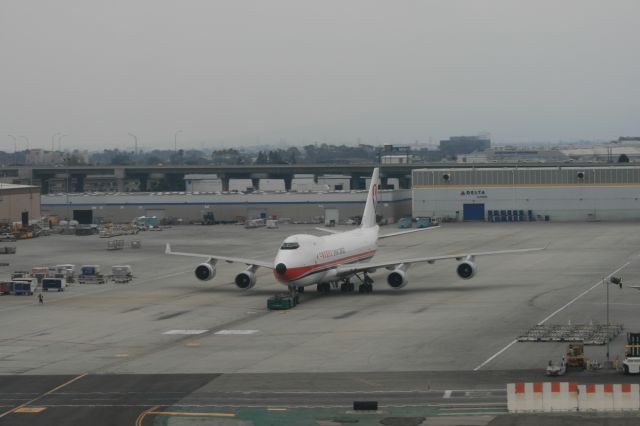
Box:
412, 166, 640, 222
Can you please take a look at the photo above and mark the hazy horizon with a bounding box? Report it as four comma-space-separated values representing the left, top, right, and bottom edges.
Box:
2, 1, 639, 151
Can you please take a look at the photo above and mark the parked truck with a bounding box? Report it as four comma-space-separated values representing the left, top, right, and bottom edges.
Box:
623, 332, 640, 375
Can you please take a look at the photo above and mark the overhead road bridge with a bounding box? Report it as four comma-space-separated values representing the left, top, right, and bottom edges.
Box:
0, 162, 631, 194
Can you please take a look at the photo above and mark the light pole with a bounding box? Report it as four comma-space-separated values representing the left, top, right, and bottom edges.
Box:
8, 135, 17, 165
52, 132, 61, 151
128, 133, 138, 157
174, 129, 182, 152
57, 134, 67, 151
605, 276, 623, 362
20, 136, 30, 150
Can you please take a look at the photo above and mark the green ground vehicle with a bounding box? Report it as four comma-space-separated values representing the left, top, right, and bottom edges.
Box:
267, 294, 299, 310
398, 217, 412, 228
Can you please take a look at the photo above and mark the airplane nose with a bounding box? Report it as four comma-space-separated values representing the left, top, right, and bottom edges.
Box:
275, 263, 287, 275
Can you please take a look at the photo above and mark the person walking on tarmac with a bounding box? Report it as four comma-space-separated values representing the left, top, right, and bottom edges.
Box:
38, 293, 44, 304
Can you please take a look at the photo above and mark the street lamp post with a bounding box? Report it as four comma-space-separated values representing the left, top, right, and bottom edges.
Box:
605, 276, 623, 362
174, 130, 183, 152
8, 135, 17, 165
128, 133, 138, 161
57, 134, 67, 151
52, 132, 61, 151
20, 136, 30, 150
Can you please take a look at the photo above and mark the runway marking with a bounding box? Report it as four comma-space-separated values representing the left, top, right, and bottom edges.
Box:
473, 261, 631, 371
135, 405, 160, 426
14, 407, 46, 413
443, 390, 452, 399
149, 410, 235, 417
163, 329, 208, 335
0, 373, 87, 419
214, 329, 259, 335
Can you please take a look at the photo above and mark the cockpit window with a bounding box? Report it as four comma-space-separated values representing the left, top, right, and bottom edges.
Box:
280, 242, 300, 250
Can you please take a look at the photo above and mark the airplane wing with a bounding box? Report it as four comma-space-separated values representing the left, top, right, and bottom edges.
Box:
165, 244, 274, 269
334, 245, 547, 276
315, 227, 341, 235
379, 226, 440, 239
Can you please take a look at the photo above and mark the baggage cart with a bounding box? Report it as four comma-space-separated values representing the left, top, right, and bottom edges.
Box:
111, 265, 133, 283
11, 281, 33, 295
42, 278, 65, 292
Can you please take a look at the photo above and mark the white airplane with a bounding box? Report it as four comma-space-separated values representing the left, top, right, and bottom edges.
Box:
166, 168, 546, 294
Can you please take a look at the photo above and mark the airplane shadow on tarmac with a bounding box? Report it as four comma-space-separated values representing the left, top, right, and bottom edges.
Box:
189, 282, 521, 296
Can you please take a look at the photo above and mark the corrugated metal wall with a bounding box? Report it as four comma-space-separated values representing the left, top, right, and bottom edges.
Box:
412, 167, 640, 221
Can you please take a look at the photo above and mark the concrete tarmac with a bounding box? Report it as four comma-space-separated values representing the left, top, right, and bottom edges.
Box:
1, 222, 640, 424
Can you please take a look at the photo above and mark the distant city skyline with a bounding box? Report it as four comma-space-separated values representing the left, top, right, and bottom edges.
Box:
2, 1, 639, 151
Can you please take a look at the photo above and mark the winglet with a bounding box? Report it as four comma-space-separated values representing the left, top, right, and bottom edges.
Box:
165, 243, 172, 254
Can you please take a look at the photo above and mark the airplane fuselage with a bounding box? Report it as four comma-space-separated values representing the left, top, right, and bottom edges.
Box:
273, 225, 379, 287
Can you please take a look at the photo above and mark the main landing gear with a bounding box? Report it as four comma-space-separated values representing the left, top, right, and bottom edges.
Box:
316, 273, 374, 294
358, 274, 373, 294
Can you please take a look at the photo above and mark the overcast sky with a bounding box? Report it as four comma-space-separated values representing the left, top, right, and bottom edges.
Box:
2, 1, 639, 151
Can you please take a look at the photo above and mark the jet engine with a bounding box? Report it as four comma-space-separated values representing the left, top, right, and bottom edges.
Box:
235, 268, 257, 290
387, 264, 409, 289
194, 262, 216, 281
456, 259, 477, 279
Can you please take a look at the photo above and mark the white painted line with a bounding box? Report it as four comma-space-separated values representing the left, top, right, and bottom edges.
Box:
214, 329, 259, 335
473, 261, 631, 371
443, 390, 452, 399
163, 330, 208, 335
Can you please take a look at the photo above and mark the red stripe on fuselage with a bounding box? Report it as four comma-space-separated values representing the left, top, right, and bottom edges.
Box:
275, 249, 377, 282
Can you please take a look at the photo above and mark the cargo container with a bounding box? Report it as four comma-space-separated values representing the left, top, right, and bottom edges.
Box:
0, 281, 11, 295
111, 265, 133, 283
31, 266, 51, 280
55, 264, 76, 283
42, 278, 64, 292
81, 265, 101, 276
11, 271, 30, 280
11, 281, 33, 295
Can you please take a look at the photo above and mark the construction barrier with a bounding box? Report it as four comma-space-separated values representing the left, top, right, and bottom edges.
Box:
578, 384, 640, 411
543, 382, 578, 412
507, 382, 577, 412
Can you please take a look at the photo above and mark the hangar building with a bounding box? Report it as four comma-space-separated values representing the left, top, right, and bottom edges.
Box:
41, 190, 411, 225
413, 166, 640, 222
0, 183, 41, 225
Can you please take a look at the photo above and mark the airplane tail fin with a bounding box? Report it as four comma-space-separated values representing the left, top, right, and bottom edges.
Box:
361, 168, 379, 228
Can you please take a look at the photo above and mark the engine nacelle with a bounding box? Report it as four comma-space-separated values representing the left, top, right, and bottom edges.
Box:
194, 262, 216, 281
387, 264, 409, 289
456, 260, 477, 279
235, 269, 257, 290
